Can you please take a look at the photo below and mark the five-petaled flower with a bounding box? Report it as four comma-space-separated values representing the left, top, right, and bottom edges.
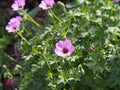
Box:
6, 16, 22, 33
12, 0, 25, 11
54, 40, 75, 57
39, 0, 55, 10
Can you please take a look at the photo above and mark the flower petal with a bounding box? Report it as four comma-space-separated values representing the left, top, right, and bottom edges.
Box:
56, 40, 65, 50
39, 1, 48, 10
39, 0, 55, 10
54, 48, 64, 57
64, 40, 72, 49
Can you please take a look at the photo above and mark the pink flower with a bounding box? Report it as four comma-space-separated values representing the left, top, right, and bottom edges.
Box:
88, 47, 93, 52
54, 40, 75, 57
9, 16, 22, 24
39, 0, 55, 10
6, 16, 22, 33
115, 0, 120, 2
11, 0, 25, 11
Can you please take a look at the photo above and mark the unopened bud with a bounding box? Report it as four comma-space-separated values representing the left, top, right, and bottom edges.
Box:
2, 65, 7, 69
88, 47, 93, 52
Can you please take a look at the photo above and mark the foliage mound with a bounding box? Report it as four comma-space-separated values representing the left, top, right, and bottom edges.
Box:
0, 0, 120, 90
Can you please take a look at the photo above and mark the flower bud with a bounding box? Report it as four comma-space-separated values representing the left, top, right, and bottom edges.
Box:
88, 47, 93, 52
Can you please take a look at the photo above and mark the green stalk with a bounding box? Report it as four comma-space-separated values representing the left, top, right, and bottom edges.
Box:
50, 9, 62, 23
16, 31, 28, 43
22, 10, 40, 27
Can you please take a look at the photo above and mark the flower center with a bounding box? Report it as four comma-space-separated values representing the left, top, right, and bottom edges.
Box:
63, 48, 68, 54
12, 27, 17, 30
46, 4, 51, 7
18, 6, 22, 9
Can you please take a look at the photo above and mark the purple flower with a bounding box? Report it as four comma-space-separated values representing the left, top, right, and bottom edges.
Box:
54, 40, 75, 57
9, 16, 22, 24
88, 47, 93, 52
115, 0, 120, 2
39, 0, 55, 10
6, 16, 22, 33
11, 0, 25, 11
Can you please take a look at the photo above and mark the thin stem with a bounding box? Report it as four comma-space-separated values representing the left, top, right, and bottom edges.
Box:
63, 6, 67, 14
65, 58, 73, 67
22, 10, 40, 27
3, 66, 13, 78
46, 61, 51, 70
23, 27, 33, 36
50, 9, 70, 30
57, 1, 67, 14
50, 9, 62, 23
49, 7, 71, 31
16, 31, 28, 43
